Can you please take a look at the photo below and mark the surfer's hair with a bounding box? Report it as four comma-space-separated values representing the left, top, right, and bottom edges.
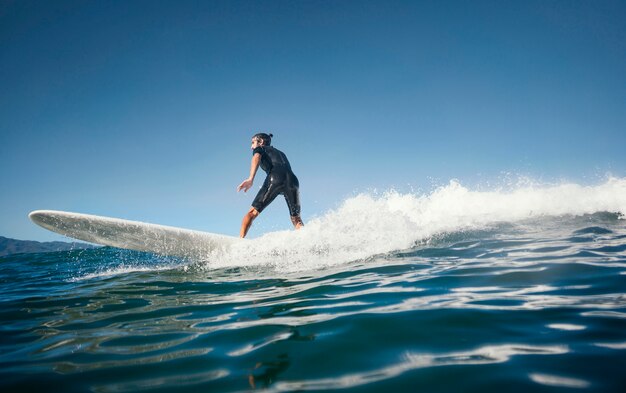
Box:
253, 132, 273, 146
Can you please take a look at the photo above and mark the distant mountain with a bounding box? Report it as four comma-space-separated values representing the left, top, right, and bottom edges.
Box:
0, 236, 97, 257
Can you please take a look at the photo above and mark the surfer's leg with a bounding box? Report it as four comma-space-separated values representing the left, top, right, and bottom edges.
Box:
284, 177, 303, 229
243, 178, 281, 238
240, 207, 260, 238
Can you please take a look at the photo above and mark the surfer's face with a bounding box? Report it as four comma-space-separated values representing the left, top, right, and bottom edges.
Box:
251, 137, 263, 149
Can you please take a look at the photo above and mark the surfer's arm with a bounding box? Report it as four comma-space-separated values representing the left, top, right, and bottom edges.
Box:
237, 153, 261, 193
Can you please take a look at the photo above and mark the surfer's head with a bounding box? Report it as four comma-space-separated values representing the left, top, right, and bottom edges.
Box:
252, 132, 273, 147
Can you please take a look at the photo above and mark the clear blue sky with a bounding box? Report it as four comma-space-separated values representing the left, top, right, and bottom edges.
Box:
2, 0, 625, 241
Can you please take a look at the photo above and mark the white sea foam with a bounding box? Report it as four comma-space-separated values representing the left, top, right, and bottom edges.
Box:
205, 177, 626, 271
71, 263, 182, 281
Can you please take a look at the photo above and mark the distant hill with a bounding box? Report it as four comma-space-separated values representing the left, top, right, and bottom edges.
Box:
0, 236, 97, 257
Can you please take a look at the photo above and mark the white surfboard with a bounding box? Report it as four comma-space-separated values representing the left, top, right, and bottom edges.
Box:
29, 210, 242, 259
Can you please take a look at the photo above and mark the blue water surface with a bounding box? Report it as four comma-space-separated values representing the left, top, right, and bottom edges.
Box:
1, 213, 626, 392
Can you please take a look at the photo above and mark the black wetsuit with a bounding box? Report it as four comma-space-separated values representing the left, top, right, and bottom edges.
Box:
251, 145, 301, 217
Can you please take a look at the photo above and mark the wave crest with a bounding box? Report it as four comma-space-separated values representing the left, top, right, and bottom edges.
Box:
209, 177, 626, 271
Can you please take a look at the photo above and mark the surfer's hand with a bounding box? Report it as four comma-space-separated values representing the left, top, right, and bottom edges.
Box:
237, 179, 253, 192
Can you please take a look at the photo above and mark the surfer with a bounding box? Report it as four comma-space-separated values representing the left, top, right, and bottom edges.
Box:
237, 133, 304, 238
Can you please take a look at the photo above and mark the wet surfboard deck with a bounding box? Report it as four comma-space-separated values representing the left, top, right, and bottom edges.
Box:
29, 210, 242, 259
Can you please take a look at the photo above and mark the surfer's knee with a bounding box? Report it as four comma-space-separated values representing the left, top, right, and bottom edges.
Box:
248, 207, 260, 218
244, 207, 260, 222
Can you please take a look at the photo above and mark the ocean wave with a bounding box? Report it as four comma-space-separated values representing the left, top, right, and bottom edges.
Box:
208, 177, 626, 271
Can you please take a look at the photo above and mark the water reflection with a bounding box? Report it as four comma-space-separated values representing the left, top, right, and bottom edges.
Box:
248, 354, 291, 390
91, 368, 229, 393
529, 373, 591, 388
271, 344, 568, 391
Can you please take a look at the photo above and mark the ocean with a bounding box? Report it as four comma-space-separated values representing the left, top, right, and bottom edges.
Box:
2, 178, 626, 392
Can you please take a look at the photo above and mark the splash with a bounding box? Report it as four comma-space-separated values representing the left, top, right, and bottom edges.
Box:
71, 264, 178, 281
208, 177, 626, 271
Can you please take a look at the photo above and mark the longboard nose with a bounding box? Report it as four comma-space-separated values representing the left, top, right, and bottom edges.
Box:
29, 210, 55, 226
29, 210, 62, 233
29, 210, 45, 224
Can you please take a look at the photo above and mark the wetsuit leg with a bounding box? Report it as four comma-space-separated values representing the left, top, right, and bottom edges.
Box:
283, 175, 301, 217
252, 174, 284, 213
